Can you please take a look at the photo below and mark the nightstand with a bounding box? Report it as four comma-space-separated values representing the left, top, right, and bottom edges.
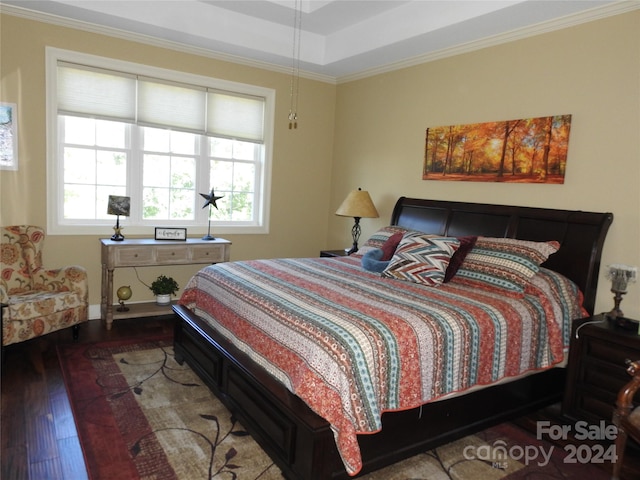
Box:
320, 249, 349, 258
563, 314, 640, 424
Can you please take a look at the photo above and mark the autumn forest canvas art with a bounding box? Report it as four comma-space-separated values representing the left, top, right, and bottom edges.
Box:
423, 115, 572, 183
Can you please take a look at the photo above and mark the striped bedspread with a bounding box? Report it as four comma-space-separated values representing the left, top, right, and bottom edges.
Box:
179, 255, 586, 475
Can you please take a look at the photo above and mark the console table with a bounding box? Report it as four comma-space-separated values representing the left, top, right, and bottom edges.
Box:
100, 238, 231, 329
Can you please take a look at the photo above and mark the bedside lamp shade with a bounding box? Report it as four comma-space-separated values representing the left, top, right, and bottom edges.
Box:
335, 188, 379, 255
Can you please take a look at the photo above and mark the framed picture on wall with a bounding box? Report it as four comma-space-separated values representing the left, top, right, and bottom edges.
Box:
423, 114, 572, 184
0, 102, 18, 171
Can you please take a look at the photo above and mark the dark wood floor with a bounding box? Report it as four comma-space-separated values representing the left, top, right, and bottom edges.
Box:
1, 316, 176, 480
2, 316, 639, 479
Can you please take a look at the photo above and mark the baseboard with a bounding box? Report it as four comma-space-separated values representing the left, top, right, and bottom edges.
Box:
89, 304, 101, 320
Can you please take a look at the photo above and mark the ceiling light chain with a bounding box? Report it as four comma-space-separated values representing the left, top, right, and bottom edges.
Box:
288, 0, 302, 130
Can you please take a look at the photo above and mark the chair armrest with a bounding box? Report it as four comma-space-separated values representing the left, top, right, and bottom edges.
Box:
0, 285, 8, 304
614, 360, 640, 423
33, 265, 89, 301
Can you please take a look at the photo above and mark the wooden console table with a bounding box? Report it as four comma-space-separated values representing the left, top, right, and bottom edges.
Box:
100, 238, 231, 329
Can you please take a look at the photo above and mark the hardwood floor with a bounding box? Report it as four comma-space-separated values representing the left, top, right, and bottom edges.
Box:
1, 316, 176, 480
2, 315, 639, 479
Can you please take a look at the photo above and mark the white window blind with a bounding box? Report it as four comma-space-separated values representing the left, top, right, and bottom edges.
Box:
207, 91, 265, 142
57, 63, 136, 122
57, 62, 265, 142
138, 77, 206, 132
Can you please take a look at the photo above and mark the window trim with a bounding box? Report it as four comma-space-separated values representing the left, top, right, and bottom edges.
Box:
45, 47, 274, 236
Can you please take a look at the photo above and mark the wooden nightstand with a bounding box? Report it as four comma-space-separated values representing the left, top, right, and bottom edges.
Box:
562, 314, 640, 424
320, 249, 349, 258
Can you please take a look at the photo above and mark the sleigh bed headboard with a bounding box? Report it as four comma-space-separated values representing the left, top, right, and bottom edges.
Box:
391, 197, 613, 315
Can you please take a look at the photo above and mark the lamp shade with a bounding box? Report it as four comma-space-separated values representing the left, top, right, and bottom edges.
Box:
107, 195, 131, 216
335, 189, 379, 219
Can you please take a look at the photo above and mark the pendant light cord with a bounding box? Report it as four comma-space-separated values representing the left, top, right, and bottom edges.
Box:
289, 0, 302, 129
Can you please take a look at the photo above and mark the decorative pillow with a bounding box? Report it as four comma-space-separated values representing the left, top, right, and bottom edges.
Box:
355, 226, 412, 256
361, 248, 390, 273
382, 233, 460, 286
380, 232, 404, 261
443, 235, 478, 283
451, 237, 560, 296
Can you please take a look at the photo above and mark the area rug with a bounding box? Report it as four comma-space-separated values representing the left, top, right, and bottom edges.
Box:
58, 337, 611, 480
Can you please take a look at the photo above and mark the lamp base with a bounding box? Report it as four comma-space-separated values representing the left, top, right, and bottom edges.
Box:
111, 215, 125, 240
346, 243, 358, 255
346, 217, 361, 256
606, 289, 636, 329
606, 290, 626, 321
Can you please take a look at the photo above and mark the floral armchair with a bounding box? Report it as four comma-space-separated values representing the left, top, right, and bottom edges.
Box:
1, 225, 88, 347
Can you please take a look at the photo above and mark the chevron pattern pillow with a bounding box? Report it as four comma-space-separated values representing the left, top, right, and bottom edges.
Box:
382, 233, 460, 286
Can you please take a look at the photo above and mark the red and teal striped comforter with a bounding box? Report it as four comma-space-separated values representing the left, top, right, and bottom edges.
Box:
179, 255, 586, 475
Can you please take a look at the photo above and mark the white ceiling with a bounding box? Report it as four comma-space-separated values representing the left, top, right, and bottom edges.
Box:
2, 0, 636, 81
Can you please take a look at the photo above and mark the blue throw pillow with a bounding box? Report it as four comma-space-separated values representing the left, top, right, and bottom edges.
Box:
361, 248, 390, 273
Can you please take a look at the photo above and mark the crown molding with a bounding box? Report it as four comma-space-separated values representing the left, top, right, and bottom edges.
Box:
0, 3, 337, 85
337, 0, 640, 84
2, 1, 638, 86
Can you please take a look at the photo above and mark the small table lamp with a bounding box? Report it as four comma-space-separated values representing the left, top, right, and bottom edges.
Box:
335, 188, 379, 255
605, 263, 637, 328
107, 195, 131, 241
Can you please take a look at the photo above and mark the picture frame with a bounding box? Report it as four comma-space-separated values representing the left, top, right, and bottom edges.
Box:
0, 102, 18, 171
154, 227, 187, 241
423, 114, 572, 184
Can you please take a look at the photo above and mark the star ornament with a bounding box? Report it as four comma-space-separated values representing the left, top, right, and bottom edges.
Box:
200, 189, 224, 209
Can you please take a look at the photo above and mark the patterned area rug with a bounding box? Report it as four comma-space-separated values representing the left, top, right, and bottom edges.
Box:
58, 337, 611, 480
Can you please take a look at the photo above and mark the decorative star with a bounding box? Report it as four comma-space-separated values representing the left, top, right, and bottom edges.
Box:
200, 188, 223, 209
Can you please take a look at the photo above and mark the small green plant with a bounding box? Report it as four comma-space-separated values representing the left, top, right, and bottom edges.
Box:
149, 274, 179, 296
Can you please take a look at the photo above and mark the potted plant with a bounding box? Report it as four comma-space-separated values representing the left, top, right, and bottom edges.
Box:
149, 274, 179, 305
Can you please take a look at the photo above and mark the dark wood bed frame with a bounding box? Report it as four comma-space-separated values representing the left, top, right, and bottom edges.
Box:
173, 197, 613, 479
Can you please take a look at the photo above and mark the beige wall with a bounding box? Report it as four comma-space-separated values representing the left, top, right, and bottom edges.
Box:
0, 14, 336, 310
329, 11, 640, 319
2, 10, 640, 320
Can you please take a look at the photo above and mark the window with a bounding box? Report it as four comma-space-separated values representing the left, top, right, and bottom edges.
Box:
46, 48, 274, 235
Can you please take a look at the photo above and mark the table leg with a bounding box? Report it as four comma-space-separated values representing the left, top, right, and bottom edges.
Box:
105, 268, 114, 330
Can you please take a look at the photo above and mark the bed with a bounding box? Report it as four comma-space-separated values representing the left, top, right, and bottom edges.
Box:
173, 196, 613, 479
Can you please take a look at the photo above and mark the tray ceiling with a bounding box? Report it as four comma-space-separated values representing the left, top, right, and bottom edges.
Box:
2, 0, 632, 81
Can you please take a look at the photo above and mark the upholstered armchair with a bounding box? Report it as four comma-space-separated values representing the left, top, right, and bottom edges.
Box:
1, 225, 88, 347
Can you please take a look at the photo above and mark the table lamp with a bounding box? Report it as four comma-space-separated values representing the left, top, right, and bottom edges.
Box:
335, 188, 379, 255
605, 264, 637, 327
107, 195, 130, 241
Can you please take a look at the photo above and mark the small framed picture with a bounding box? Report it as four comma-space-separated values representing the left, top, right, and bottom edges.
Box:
155, 227, 187, 241
0, 102, 18, 171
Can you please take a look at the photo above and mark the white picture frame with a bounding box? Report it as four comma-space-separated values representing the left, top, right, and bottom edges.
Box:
0, 102, 18, 171
155, 227, 187, 241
